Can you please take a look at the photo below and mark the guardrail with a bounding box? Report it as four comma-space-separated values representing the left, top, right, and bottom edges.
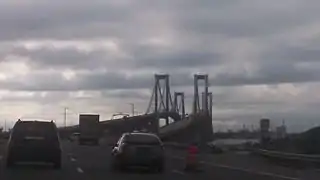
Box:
252, 148, 320, 167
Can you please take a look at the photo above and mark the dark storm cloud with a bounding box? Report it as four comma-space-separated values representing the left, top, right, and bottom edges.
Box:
267, 45, 320, 63
0, 71, 153, 91
101, 90, 150, 100
0, 0, 134, 40
1, 63, 320, 91
3, 0, 320, 132
1, 0, 320, 84
211, 62, 320, 86
0, 0, 319, 41
210, 40, 320, 86
1, 44, 220, 70
0, 70, 200, 91
212, 71, 320, 86
130, 44, 221, 68
7, 46, 119, 69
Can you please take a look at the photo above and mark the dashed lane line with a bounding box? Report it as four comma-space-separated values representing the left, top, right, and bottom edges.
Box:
172, 170, 185, 175
171, 156, 300, 180
0, 156, 3, 160
77, 167, 84, 173
70, 157, 76, 162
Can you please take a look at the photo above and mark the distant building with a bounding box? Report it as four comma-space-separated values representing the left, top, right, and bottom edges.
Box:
260, 119, 270, 138
276, 124, 287, 139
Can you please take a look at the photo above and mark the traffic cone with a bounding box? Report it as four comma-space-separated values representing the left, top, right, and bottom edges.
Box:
184, 144, 198, 171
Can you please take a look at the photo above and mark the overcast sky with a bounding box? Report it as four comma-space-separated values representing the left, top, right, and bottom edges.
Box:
1, 0, 320, 132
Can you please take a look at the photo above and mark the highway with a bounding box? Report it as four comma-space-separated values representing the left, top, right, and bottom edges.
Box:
0, 139, 320, 180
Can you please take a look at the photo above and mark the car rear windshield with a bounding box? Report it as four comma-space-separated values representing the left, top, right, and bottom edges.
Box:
124, 134, 161, 145
11, 121, 58, 140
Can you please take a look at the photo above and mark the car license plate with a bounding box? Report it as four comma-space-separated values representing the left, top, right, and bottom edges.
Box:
24, 136, 44, 140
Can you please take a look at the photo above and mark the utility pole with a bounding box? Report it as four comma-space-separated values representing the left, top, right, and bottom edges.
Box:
4, 119, 6, 132
129, 103, 135, 116
64, 107, 68, 127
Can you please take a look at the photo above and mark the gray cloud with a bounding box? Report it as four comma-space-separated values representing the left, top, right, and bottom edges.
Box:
0, 43, 221, 71
0, 0, 318, 41
267, 45, 320, 63
0, 1, 134, 40
9, 47, 119, 69
212, 67, 320, 86
1, 64, 320, 91
0, 71, 153, 91
2, 0, 320, 132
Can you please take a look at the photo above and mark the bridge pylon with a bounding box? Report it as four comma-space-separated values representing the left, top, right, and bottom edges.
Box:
173, 92, 185, 120
202, 92, 213, 119
146, 74, 173, 125
193, 74, 210, 116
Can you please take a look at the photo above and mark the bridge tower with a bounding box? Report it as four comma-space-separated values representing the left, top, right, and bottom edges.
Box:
202, 92, 213, 119
193, 74, 209, 115
192, 74, 213, 146
173, 92, 185, 120
146, 74, 173, 125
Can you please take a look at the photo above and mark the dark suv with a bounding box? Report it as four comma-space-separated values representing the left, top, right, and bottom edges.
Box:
111, 132, 165, 172
6, 120, 62, 169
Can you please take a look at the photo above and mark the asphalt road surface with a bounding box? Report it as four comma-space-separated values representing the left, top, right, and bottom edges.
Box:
0, 139, 319, 180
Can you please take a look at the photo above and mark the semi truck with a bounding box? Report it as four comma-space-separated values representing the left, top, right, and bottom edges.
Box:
79, 114, 100, 145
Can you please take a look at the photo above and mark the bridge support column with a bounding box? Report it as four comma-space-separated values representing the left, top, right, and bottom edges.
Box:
146, 74, 173, 126
173, 92, 186, 120
193, 74, 209, 115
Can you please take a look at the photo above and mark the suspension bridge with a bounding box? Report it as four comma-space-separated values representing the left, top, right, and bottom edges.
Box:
60, 74, 214, 144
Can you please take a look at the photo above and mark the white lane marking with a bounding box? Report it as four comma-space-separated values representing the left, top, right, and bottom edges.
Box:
172, 170, 185, 175
0, 156, 3, 160
77, 167, 84, 173
171, 156, 300, 180
70, 157, 76, 162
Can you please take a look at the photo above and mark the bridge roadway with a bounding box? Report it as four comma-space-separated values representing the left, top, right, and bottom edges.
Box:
0, 139, 320, 180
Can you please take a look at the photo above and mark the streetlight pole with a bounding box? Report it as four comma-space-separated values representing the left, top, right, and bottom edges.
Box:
129, 103, 135, 116
64, 107, 68, 127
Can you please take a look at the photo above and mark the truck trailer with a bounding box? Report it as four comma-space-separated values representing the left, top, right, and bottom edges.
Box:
79, 114, 100, 145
